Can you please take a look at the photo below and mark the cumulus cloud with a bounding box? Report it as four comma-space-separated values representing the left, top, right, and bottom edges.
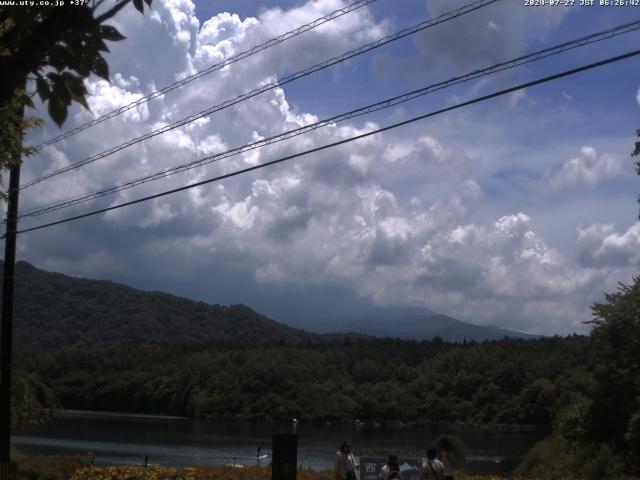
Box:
577, 223, 640, 268
540, 146, 625, 192
13, 0, 638, 336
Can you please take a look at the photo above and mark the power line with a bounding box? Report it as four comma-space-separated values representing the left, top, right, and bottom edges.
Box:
19, 19, 640, 219
22, 0, 502, 189
31, 0, 379, 150
8, 48, 640, 238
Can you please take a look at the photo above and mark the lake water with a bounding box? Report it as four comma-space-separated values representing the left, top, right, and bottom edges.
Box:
13, 411, 544, 475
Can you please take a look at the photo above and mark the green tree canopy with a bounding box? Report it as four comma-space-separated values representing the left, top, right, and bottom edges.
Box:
586, 277, 640, 470
0, 0, 153, 174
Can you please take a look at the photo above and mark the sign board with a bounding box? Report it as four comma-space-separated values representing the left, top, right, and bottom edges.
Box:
359, 457, 422, 480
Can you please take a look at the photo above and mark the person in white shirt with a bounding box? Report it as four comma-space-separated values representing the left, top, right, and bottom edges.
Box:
379, 454, 403, 480
421, 447, 445, 480
335, 441, 359, 480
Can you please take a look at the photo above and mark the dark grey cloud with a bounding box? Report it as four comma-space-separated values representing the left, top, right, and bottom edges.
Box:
373, 0, 567, 81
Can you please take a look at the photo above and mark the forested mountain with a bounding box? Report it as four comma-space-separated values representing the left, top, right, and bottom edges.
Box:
2, 260, 532, 347
3, 260, 318, 348
7, 259, 639, 478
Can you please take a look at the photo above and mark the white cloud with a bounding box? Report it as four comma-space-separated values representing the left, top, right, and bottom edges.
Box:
577, 223, 640, 268
85, 80, 150, 123
541, 146, 625, 192
14, 0, 638, 337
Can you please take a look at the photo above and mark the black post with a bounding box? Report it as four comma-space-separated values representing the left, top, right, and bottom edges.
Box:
0, 162, 21, 480
272, 433, 297, 480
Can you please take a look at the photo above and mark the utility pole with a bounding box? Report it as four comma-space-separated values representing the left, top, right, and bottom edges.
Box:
0, 107, 23, 480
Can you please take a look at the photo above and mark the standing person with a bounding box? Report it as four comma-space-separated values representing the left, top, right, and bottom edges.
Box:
438, 439, 455, 480
421, 447, 445, 480
379, 454, 403, 480
335, 441, 359, 480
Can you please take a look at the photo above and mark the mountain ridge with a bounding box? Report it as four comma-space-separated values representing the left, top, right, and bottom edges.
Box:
3, 260, 318, 348
1, 260, 535, 347
293, 312, 537, 342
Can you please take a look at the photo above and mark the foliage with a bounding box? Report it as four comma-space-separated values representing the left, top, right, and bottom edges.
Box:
0, 0, 153, 185
518, 277, 640, 478
11, 456, 83, 480
584, 276, 640, 473
0, 0, 152, 123
11, 368, 61, 427
11, 461, 509, 480
0, 88, 41, 197
514, 435, 579, 479
16, 334, 591, 427
69, 466, 334, 480
515, 435, 627, 480
632, 129, 640, 218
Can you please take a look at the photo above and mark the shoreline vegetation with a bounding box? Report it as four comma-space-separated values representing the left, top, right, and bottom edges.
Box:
11, 457, 511, 480
57, 408, 541, 434
10, 456, 640, 480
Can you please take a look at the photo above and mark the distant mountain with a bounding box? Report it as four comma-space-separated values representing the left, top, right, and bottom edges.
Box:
2, 261, 319, 349
293, 310, 538, 342
1, 260, 535, 348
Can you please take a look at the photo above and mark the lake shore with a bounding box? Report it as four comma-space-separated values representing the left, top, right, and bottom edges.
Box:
13, 457, 507, 480
14, 412, 537, 475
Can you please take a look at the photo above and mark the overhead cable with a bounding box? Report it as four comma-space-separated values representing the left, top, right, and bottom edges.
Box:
31, 0, 380, 150
19, 19, 640, 219
8, 48, 640, 238
22, 0, 502, 189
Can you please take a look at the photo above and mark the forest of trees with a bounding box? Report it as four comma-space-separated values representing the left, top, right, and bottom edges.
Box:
17, 335, 590, 428
516, 277, 640, 479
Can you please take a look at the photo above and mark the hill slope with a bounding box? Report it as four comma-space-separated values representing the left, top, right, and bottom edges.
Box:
2, 260, 534, 347
3, 261, 318, 348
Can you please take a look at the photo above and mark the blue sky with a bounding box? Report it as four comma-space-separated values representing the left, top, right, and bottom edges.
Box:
10, 0, 640, 335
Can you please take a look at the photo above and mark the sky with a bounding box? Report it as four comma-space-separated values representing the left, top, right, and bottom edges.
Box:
8, 0, 640, 335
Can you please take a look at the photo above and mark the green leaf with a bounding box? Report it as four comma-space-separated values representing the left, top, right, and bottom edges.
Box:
48, 97, 68, 127
49, 45, 77, 70
100, 24, 126, 42
62, 73, 90, 111
83, 30, 110, 53
96, 38, 110, 53
51, 75, 72, 105
35, 76, 51, 103
92, 55, 109, 80
74, 52, 93, 77
132, 0, 144, 13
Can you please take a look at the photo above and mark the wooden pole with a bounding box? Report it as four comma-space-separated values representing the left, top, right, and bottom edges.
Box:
0, 118, 23, 480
